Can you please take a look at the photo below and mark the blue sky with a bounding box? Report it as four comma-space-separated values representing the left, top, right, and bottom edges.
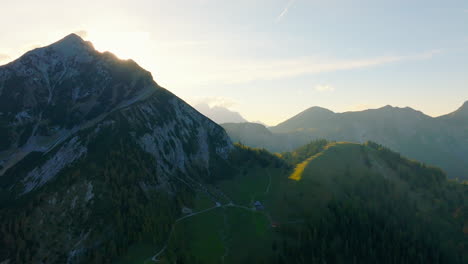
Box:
1, 0, 467, 125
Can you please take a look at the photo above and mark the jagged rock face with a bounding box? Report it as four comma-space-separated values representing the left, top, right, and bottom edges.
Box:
2, 88, 232, 196
0, 34, 233, 263
0, 34, 156, 173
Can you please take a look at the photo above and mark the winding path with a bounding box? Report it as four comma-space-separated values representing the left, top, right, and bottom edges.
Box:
151, 205, 221, 262
150, 169, 274, 262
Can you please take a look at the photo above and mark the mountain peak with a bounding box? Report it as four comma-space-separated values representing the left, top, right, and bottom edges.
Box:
271, 106, 335, 133
298, 106, 335, 117
10, 33, 95, 65
304, 106, 334, 114
376, 105, 421, 113
0, 33, 157, 163
379, 105, 407, 110
46, 33, 94, 57
57, 33, 85, 44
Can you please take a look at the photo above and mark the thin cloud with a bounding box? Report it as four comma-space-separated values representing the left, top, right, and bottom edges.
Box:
26, 44, 42, 50
162, 49, 443, 89
191, 96, 238, 109
196, 50, 441, 85
0, 54, 10, 60
0, 53, 11, 65
277, 0, 296, 22
74, 30, 88, 39
315, 84, 335, 92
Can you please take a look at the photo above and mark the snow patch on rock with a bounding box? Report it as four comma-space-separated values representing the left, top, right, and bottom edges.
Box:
85, 182, 94, 202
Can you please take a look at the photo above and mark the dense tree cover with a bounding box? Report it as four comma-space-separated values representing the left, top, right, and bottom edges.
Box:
144, 141, 467, 264
1, 138, 466, 263
229, 143, 287, 169
274, 176, 467, 264
0, 109, 231, 264
84, 140, 185, 263
0, 140, 287, 263
271, 142, 467, 264
0, 135, 185, 263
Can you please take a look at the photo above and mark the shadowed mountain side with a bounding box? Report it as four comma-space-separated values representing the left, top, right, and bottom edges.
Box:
221, 122, 311, 152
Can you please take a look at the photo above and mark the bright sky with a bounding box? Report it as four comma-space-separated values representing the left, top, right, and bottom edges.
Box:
1, 0, 467, 125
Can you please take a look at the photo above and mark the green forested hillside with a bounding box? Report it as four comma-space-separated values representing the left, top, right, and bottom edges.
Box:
272, 141, 467, 264
113, 141, 467, 264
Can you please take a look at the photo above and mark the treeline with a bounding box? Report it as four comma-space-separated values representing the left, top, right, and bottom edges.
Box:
365, 141, 447, 188
280, 139, 329, 165
229, 143, 287, 169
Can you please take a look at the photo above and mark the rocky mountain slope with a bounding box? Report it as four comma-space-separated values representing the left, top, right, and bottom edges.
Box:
0, 34, 155, 174
0, 34, 233, 263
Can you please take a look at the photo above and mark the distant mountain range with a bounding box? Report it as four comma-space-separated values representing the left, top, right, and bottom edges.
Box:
193, 103, 247, 124
222, 103, 468, 179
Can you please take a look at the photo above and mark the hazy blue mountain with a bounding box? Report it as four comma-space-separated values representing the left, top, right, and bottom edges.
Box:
271, 106, 336, 133
221, 122, 309, 152
193, 103, 247, 124
438, 101, 468, 121
224, 103, 468, 179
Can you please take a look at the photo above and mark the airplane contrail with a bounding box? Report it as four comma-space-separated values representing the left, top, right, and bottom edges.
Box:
276, 0, 297, 22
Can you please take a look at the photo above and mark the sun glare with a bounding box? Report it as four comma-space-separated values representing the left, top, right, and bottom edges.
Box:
86, 31, 151, 61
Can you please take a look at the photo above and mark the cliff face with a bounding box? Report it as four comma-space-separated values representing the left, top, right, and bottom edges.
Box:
0, 34, 233, 263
